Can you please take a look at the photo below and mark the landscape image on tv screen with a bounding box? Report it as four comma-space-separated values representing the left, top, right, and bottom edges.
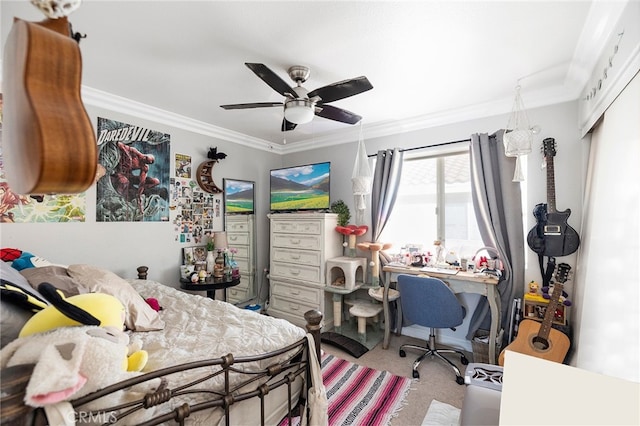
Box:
224, 179, 254, 214
270, 162, 330, 212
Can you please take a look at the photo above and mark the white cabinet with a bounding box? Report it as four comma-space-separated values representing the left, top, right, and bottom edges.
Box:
226, 215, 255, 304
267, 213, 342, 328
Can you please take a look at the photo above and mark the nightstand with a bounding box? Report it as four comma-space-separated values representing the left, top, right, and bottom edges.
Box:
179, 275, 240, 302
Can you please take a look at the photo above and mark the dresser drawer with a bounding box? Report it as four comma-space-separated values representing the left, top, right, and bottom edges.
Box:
271, 262, 320, 283
228, 233, 250, 246
227, 221, 251, 232
271, 280, 322, 304
235, 258, 250, 273
272, 220, 322, 235
231, 245, 250, 258
232, 275, 251, 290
227, 286, 251, 304
272, 248, 321, 267
272, 233, 322, 250
269, 294, 319, 325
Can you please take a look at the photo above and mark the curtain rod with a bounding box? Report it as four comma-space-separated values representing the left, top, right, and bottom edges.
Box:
367, 138, 472, 157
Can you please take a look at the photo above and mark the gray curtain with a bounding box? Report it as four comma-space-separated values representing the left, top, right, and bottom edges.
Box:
371, 149, 404, 241
467, 131, 525, 343
371, 148, 403, 330
371, 148, 404, 282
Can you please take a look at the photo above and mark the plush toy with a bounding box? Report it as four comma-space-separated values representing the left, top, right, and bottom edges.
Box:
0, 248, 63, 271
528, 280, 539, 294
18, 283, 148, 372
0, 325, 162, 424
145, 297, 163, 312
541, 284, 572, 306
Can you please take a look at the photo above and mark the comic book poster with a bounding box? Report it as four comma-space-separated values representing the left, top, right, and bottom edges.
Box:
95, 118, 170, 222
175, 153, 191, 178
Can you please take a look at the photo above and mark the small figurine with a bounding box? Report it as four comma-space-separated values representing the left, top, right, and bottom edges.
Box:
542, 284, 572, 306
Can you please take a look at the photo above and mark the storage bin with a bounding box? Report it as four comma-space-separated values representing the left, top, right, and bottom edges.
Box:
472, 329, 502, 364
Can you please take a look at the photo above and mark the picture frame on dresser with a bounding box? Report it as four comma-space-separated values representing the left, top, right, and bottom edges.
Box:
223, 179, 255, 214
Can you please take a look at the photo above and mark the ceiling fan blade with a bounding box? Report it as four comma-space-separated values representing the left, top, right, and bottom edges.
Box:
220, 102, 283, 110
245, 63, 297, 98
281, 118, 297, 132
307, 76, 373, 103
315, 104, 362, 125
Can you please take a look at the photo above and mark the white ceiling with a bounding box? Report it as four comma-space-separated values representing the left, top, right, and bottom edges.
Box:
0, 1, 628, 151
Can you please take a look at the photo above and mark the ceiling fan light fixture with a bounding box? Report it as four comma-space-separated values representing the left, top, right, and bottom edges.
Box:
284, 99, 315, 124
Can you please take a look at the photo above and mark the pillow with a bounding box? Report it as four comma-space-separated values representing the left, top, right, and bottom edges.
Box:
1, 301, 33, 347
20, 266, 88, 297
0, 262, 49, 347
66, 264, 164, 331
1, 247, 65, 271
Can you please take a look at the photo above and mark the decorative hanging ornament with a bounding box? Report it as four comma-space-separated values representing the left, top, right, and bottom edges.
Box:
503, 86, 539, 182
30, 0, 82, 18
351, 122, 372, 225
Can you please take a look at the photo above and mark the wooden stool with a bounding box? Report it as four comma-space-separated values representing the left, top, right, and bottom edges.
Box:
349, 303, 383, 344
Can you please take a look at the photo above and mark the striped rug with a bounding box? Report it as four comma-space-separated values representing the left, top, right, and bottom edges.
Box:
281, 353, 413, 426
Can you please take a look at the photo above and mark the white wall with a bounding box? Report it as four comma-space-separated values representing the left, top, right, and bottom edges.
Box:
0, 105, 283, 288
573, 72, 639, 382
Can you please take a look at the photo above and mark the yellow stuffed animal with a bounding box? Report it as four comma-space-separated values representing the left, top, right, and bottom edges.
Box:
19, 283, 148, 372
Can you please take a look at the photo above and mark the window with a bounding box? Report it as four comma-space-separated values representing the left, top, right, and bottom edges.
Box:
379, 150, 483, 264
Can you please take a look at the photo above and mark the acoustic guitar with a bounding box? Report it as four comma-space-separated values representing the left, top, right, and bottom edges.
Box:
498, 263, 571, 366
2, 14, 97, 195
527, 138, 580, 257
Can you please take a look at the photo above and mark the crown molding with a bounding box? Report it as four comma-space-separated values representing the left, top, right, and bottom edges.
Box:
578, 0, 640, 136
280, 83, 578, 154
80, 86, 285, 155
80, 83, 577, 156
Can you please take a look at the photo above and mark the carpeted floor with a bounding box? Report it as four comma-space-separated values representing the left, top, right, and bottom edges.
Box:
322, 334, 468, 425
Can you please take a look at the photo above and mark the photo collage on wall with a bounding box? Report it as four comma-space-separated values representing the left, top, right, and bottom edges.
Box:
171, 153, 221, 244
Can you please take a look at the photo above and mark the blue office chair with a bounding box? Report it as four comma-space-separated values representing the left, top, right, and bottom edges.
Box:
397, 274, 469, 384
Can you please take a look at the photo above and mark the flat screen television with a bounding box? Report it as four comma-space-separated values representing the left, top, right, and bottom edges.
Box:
270, 162, 330, 212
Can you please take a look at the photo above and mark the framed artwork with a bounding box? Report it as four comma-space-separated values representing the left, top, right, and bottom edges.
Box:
182, 247, 194, 265
183, 246, 207, 265
193, 246, 207, 263
223, 179, 255, 214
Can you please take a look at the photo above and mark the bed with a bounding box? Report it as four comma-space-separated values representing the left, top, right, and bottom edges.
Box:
0, 259, 323, 425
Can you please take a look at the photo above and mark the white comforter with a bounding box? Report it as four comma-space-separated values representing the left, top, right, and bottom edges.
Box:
126, 280, 308, 425
130, 279, 307, 371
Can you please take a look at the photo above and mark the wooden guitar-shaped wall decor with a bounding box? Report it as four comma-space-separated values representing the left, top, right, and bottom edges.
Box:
498, 263, 571, 366
2, 4, 97, 195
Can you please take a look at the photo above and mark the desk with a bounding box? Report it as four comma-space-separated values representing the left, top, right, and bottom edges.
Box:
179, 275, 240, 302
383, 265, 501, 364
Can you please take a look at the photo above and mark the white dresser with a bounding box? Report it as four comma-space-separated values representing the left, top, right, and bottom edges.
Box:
267, 213, 342, 328
225, 215, 255, 304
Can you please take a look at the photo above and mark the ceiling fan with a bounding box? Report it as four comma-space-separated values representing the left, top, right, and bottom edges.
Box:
220, 63, 373, 131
